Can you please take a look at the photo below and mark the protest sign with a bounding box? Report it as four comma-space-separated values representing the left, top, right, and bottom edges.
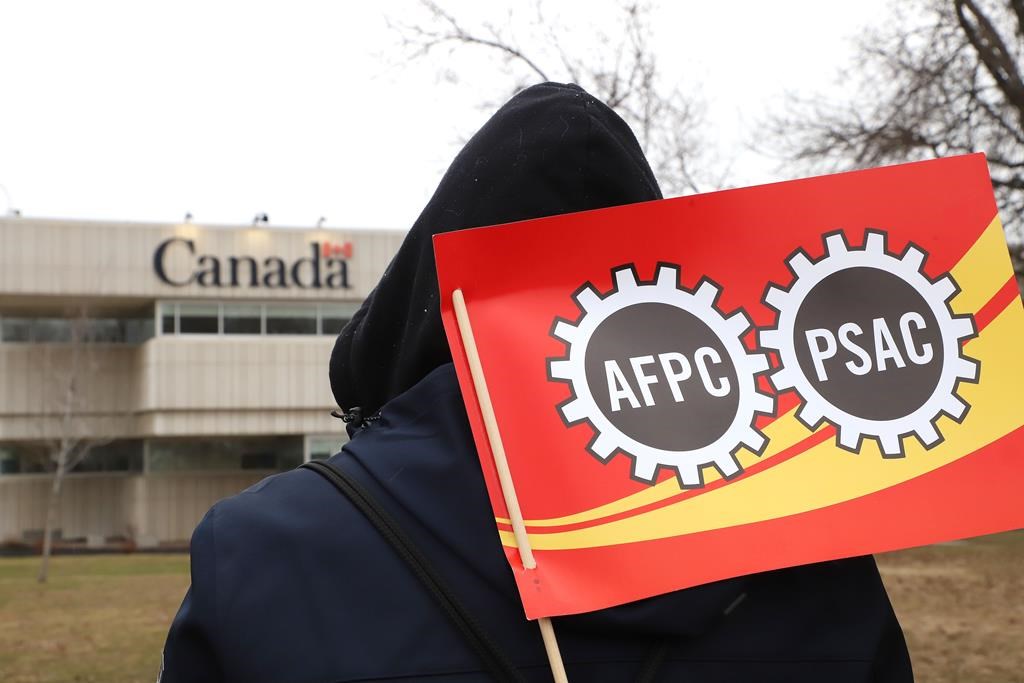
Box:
435, 153, 1024, 620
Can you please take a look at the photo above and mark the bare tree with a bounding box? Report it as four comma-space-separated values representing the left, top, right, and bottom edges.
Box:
389, 1, 726, 196
36, 309, 110, 583
764, 0, 1024, 245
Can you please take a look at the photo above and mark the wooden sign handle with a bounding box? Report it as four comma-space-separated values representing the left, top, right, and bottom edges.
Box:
452, 288, 570, 683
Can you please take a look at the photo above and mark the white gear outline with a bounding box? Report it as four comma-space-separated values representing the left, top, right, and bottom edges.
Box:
547, 263, 775, 488
758, 229, 980, 457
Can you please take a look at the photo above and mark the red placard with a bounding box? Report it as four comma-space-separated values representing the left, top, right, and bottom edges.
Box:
434, 153, 1024, 619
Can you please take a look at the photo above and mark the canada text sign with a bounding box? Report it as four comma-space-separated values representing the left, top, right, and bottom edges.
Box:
153, 237, 352, 289
435, 154, 1024, 619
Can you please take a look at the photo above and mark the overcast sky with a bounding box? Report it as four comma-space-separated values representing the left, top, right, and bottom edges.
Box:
0, 0, 893, 230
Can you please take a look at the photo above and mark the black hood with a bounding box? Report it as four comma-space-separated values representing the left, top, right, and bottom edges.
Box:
329, 82, 661, 416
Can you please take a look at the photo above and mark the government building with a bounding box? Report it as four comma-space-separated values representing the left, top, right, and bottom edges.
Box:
0, 217, 403, 546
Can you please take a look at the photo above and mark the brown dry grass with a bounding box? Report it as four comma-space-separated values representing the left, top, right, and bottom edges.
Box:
0, 535, 1020, 682
877, 530, 1024, 683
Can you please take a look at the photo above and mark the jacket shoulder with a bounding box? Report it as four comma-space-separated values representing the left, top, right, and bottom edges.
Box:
201, 466, 359, 558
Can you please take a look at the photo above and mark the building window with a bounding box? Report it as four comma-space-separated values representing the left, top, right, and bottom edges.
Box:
126, 318, 155, 343
0, 444, 48, 474
240, 452, 277, 469
266, 304, 317, 335
223, 303, 262, 334
31, 319, 73, 343
0, 315, 154, 344
155, 301, 361, 337
320, 303, 358, 335
72, 441, 144, 473
159, 303, 176, 335
147, 436, 303, 472
178, 303, 219, 334
87, 319, 122, 343
0, 318, 33, 343
305, 434, 347, 462
0, 441, 143, 475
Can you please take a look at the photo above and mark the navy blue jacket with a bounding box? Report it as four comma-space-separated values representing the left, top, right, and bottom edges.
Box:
161, 364, 912, 682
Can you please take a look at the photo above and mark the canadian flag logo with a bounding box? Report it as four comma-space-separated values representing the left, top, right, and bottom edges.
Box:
321, 241, 353, 260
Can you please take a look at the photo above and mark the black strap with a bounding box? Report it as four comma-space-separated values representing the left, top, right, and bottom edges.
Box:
301, 460, 526, 683
301, 459, 672, 683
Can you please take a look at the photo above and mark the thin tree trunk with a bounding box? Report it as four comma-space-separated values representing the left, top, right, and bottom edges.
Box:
37, 444, 69, 583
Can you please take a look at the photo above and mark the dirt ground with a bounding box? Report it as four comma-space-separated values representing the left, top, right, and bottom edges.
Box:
0, 535, 1020, 682
876, 530, 1024, 683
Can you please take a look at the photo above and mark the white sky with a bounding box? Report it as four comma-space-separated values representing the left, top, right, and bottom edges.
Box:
0, 0, 893, 230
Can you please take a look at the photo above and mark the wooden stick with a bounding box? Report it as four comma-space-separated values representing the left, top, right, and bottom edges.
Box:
452, 288, 570, 683
538, 615, 570, 682
452, 289, 535, 568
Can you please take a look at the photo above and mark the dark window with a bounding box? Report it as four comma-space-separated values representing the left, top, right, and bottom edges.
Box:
0, 449, 20, 474
0, 441, 144, 475
0, 443, 52, 474
179, 304, 219, 334
71, 440, 144, 473
86, 319, 123, 343
160, 303, 176, 335
33, 319, 73, 342
123, 317, 155, 343
147, 436, 303, 472
277, 450, 303, 470
320, 304, 358, 335
224, 304, 261, 334
307, 435, 344, 461
266, 304, 316, 335
2, 315, 154, 344
241, 452, 277, 469
1, 318, 33, 342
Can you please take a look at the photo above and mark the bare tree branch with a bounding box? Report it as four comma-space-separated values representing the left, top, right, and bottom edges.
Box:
390, 0, 726, 196
955, 0, 1024, 125
394, 1, 550, 81
764, 0, 1024, 251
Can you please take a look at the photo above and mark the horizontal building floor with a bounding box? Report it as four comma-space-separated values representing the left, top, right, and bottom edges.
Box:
0, 435, 347, 545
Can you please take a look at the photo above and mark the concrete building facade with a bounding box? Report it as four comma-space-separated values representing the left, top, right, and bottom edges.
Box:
0, 217, 403, 545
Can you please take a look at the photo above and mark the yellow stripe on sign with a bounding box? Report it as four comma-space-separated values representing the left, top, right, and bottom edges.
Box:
495, 405, 825, 528
950, 215, 1008, 316
499, 299, 1024, 550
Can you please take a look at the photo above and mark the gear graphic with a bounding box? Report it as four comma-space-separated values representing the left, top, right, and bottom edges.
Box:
759, 230, 980, 457
547, 263, 775, 487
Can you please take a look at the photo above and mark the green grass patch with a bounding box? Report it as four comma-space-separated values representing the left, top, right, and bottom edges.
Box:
0, 554, 190, 683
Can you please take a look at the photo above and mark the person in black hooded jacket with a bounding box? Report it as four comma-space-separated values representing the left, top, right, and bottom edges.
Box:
160, 82, 914, 683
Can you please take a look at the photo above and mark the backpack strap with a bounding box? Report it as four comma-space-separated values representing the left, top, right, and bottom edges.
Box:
300, 459, 527, 683
302, 459, 673, 683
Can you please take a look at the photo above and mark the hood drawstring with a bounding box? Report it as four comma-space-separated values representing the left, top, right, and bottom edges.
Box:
331, 406, 381, 430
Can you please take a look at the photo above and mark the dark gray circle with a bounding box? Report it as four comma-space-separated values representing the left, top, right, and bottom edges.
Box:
584, 302, 740, 451
793, 266, 944, 421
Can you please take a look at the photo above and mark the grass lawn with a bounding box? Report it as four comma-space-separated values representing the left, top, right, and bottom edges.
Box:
0, 554, 190, 683
0, 533, 1021, 682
